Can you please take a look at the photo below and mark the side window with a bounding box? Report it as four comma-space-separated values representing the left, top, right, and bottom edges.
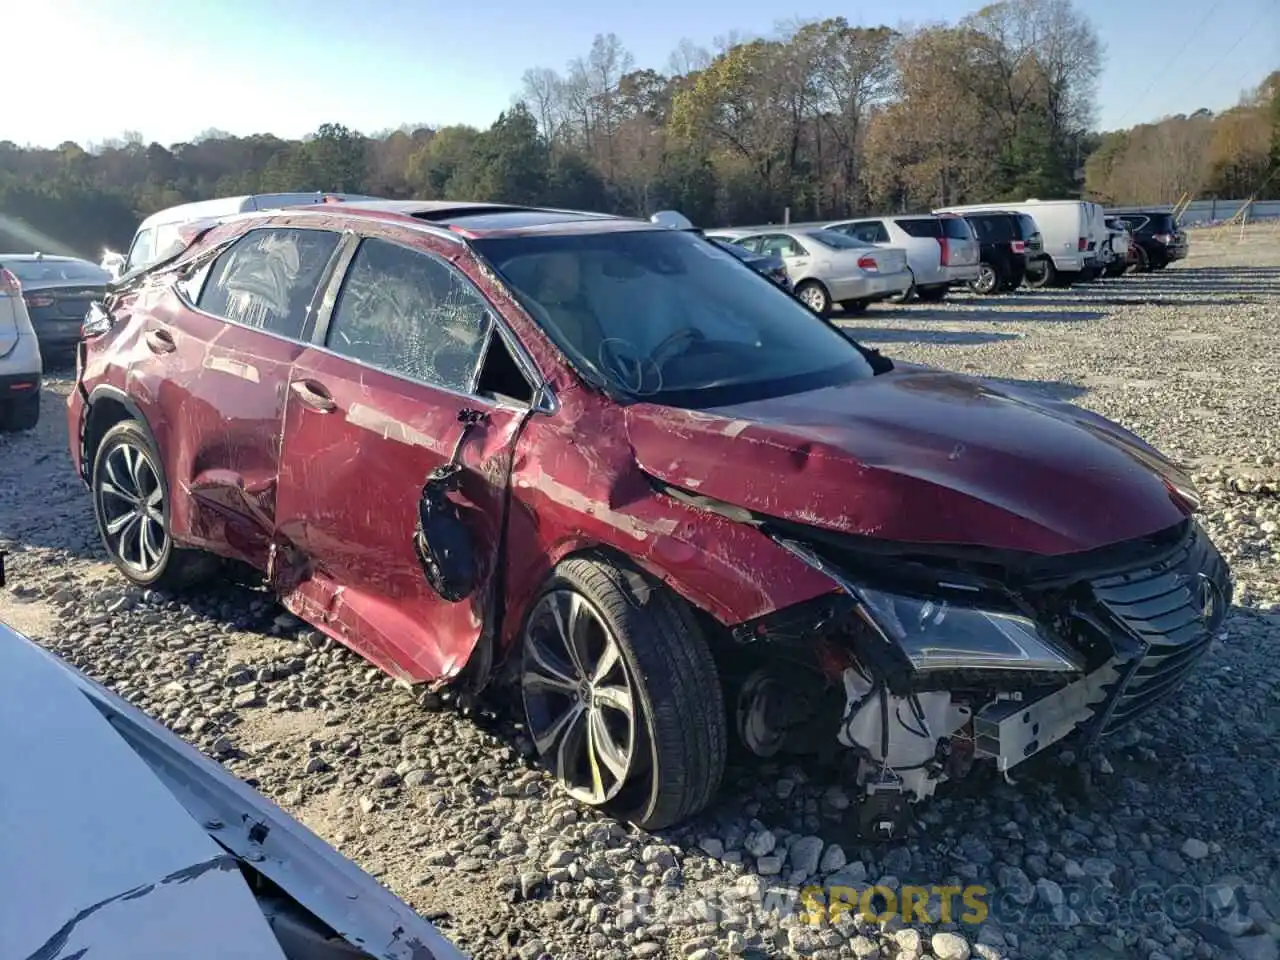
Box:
326, 237, 493, 393
198, 228, 340, 340
760, 235, 805, 257
126, 228, 155, 273
854, 222, 889, 243
735, 237, 763, 253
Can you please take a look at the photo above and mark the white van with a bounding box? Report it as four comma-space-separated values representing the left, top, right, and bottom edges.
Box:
934, 199, 1098, 287
104, 192, 381, 280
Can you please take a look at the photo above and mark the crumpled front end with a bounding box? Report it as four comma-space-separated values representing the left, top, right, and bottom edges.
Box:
728, 517, 1232, 839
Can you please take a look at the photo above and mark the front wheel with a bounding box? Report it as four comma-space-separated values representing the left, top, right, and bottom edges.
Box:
520, 555, 727, 830
91, 420, 217, 591
795, 280, 832, 317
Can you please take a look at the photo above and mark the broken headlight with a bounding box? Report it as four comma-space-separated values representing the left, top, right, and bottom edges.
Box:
854, 586, 1081, 675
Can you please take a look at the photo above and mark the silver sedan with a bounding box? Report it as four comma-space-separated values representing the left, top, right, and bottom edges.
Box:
707, 228, 912, 316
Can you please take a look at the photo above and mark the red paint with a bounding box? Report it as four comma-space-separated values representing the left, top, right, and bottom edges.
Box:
67, 203, 1197, 691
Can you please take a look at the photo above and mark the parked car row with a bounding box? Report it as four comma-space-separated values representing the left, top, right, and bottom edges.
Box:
710, 201, 1190, 308
45, 194, 1229, 840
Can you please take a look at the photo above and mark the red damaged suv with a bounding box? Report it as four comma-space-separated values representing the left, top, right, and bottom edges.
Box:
68, 201, 1231, 833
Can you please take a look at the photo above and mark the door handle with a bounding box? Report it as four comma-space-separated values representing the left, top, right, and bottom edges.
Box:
144, 329, 176, 354
289, 378, 336, 413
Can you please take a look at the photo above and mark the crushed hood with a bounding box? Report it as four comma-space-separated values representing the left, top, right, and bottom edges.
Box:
0, 620, 466, 960
627, 367, 1193, 555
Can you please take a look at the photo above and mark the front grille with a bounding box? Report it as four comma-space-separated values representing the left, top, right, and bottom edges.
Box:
1089, 523, 1230, 733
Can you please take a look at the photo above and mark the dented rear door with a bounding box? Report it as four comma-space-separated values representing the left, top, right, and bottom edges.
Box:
272, 233, 525, 683
153, 225, 343, 568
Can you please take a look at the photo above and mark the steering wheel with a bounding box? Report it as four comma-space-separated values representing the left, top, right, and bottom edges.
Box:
598, 338, 662, 395
649, 327, 707, 365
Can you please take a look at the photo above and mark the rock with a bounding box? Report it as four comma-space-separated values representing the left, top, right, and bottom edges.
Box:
894, 929, 923, 959
1232, 936, 1279, 960
819, 844, 847, 874
931, 932, 971, 960
756, 854, 784, 876
1181, 837, 1211, 860
699, 837, 725, 859
788, 836, 824, 877
744, 829, 777, 858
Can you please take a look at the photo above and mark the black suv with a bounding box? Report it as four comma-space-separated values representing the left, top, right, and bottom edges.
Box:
957, 211, 1044, 293
1107, 210, 1188, 271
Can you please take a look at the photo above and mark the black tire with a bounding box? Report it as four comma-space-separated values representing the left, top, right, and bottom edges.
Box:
915, 285, 948, 302
91, 420, 218, 592
794, 280, 832, 317
519, 554, 727, 830
0, 391, 40, 432
970, 262, 1002, 295
1025, 257, 1056, 289
1103, 263, 1126, 279
840, 299, 870, 315
1134, 246, 1151, 273
894, 268, 917, 303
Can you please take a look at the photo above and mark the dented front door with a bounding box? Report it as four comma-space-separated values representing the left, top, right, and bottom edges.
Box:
271, 234, 525, 683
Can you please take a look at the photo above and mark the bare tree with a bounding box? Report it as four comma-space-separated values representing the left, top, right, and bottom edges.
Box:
520, 67, 566, 144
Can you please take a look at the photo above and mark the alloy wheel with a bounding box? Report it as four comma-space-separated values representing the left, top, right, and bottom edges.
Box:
974, 263, 997, 294
521, 589, 640, 806
95, 441, 169, 576
798, 284, 827, 313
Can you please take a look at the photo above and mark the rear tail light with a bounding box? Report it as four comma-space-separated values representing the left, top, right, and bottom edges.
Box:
1010, 240, 1026, 254
1154, 233, 1174, 244
1078, 237, 1088, 251
937, 237, 951, 266
0, 268, 20, 296
857, 255, 879, 271
24, 293, 55, 308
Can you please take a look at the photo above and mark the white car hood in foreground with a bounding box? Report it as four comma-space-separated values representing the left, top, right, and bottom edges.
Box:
0, 620, 466, 960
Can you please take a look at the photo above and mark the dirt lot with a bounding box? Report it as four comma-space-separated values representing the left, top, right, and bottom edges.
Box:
2, 223, 1279, 960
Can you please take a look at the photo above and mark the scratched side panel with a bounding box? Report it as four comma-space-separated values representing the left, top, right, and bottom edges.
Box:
499, 385, 836, 650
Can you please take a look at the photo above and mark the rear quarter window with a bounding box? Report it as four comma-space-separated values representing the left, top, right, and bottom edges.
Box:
941, 216, 974, 240
894, 217, 942, 239
969, 216, 1014, 241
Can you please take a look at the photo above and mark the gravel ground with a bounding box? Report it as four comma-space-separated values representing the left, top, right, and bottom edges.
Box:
2, 223, 1279, 960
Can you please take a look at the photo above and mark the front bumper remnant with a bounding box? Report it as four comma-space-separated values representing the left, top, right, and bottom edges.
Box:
973, 661, 1119, 768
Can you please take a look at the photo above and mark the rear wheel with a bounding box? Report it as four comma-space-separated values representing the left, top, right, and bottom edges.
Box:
970, 262, 1002, 295
1025, 258, 1056, 289
795, 280, 832, 317
91, 420, 218, 591
520, 554, 727, 830
0, 391, 40, 432
1133, 246, 1151, 273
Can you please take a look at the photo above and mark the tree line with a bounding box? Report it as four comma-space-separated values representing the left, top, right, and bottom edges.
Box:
1, 0, 1276, 260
